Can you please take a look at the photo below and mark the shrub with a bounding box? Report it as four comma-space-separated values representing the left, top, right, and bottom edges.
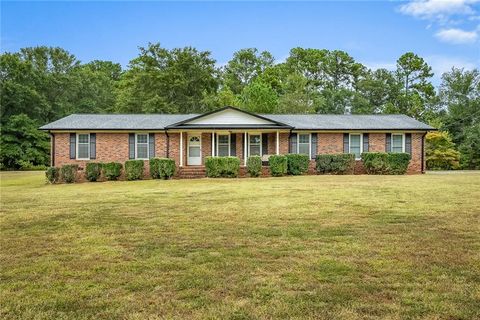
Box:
85, 162, 102, 182
268, 155, 287, 177
315, 154, 355, 174
45, 167, 59, 184
246, 156, 262, 177
60, 164, 78, 183
125, 160, 144, 180
205, 156, 240, 178
18, 160, 47, 171
361, 152, 411, 175
102, 162, 123, 181
150, 158, 176, 179
286, 154, 310, 175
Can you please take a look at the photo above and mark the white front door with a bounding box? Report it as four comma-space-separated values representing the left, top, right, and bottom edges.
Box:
187, 135, 202, 165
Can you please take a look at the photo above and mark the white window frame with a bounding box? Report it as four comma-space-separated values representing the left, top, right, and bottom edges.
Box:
135, 133, 149, 160
391, 133, 405, 153
349, 133, 363, 160
297, 133, 311, 158
76, 133, 90, 160
248, 133, 262, 157
216, 133, 231, 157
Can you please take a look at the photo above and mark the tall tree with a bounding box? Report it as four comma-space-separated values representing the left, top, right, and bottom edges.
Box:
116, 43, 218, 114
222, 48, 275, 94
237, 79, 278, 113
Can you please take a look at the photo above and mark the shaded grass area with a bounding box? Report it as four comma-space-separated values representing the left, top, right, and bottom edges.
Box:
1, 171, 479, 319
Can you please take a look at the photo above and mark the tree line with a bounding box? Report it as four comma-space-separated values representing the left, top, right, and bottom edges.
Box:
1, 43, 479, 169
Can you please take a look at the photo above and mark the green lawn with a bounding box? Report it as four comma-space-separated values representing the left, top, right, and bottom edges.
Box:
1, 171, 479, 319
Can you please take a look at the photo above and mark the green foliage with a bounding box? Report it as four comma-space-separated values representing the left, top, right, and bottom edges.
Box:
60, 164, 78, 183
285, 154, 310, 175
315, 154, 355, 174
205, 157, 240, 178
362, 152, 411, 175
124, 160, 144, 180
85, 162, 102, 182
17, 160, 47, 171
45, 167, 59, 184
246, 156, 262, 177
238, 79, 278, 113
426, 131, 460, 170
459, 123, 480, 169
150, 158, 176, 179
0, 114, 50, 169
102, 162, 122, 181
268, 155, 287, 177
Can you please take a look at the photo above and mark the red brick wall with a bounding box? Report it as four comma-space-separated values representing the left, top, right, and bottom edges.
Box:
52, 131, 425, 176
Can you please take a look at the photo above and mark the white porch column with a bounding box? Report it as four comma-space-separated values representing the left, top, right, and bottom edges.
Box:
276, 130, 280, 155
212, 131, 215, 156
244, 131, 248, 166
179, 131, 183, 167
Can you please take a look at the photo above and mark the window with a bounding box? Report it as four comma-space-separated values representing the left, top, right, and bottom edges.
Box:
77, 133, 90, 160
392, 133, 404, 153
217, 134, 230, 157
136, 133, 149, 159
297, 133, 310, 157
349, 134, 362, 159
249, 134, 261, 156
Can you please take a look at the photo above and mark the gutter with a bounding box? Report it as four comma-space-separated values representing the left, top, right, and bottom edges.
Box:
165, 130, 170, 158
421, 132, 427, 174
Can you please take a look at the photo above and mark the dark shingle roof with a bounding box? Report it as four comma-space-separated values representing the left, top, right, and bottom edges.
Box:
40, 113, 434, 131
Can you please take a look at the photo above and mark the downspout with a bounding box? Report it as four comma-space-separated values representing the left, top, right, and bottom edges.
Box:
50, 132, 55, 167
421, 132, 427, 174
165, 130, 170, 158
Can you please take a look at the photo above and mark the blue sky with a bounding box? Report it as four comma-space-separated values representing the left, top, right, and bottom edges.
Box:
2, 1, 479, 85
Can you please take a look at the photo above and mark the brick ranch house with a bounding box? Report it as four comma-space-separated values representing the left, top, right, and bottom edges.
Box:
40, 106, 435, 177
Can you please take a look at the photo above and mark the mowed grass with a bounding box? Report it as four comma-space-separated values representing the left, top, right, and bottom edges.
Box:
1, 171, 479, 320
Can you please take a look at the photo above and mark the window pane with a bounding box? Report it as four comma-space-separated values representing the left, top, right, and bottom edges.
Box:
392, 146, 403, 153
218, 135, 229, 144
350, 134, 361, 147
189, 147, 200, 157
351, 147, 361, 158
137, 134, 148, 144
78, 134, 89, 144
299, 134, 309, 144
218, 145, 229, 157
249, 135, 260, 144
78, 144, 89, 159
299, 144, 309, 155
392, 135, 403, 152
250, 145, 261, 156
137, 145, 148, 158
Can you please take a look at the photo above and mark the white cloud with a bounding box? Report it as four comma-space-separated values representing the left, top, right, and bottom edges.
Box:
426, 54, 478, 84
363, 61, 397, 71
435, 27, 479, 43
399, 0, 479, 21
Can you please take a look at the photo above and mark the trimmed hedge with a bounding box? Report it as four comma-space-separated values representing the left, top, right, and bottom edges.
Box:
246, 156, 262, 177
150, 158, 176, 179
45, 167, 59, 184
361, 152, 411, 175
286, 154, 310, 175
315, 154, 355, 174
85, 162, 102, 182
205, 156, 240, 178
125, 160, 144, 180
103, 162, 122, 180
268, 155, 287, 177
60, 164, 78, 183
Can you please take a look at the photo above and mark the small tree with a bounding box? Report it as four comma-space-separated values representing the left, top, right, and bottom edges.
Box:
459, 124, 480, 169
426, 131, 460, 170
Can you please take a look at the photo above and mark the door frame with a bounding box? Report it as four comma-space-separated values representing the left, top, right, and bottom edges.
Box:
187, 134, 202, 165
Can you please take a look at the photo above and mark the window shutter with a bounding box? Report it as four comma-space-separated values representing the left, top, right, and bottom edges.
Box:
262, 133, 268, 155
311, 133, 317, 159
343, 133, 349, 153
405, 133, 412, 155
289, 133, 297, 153
149, 133, 155, 158
90, 133, 96, 159
129, 133, 135, 159
230, 133, 236, 156
385, 133, 391, 152
69, 133, 76, 159
363, 133, 369, 153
